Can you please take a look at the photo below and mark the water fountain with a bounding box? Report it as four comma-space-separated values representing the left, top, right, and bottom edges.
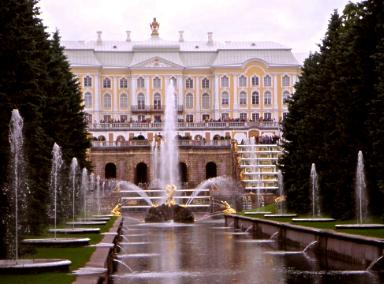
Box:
292, 163, 334, 222
25, 144, 91, 245
0, 109, 72, 273
336, 151, 384, 229
70, 157, 78, 227
264, 170, 297, 218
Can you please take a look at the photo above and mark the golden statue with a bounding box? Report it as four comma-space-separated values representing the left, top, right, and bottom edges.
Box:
221, 200, 236, 215
150, 17, 160, 36
111, 203, 121, 216
165, 184, 176, 207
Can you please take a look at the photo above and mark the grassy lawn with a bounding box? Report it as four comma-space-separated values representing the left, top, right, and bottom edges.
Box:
238, 204, 384, 239
1, 216, 117, 284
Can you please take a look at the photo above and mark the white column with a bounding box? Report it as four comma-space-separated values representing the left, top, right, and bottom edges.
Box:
273, 75, 278, 120
195, 77, 200, 121
113, 77, 118, 117
233, 74, 238, 118
94, 73, 100, 122
214, 74, 219, 119
131, 76, 136, 106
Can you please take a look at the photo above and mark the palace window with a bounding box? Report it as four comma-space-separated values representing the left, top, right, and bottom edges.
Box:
221, 76, 229, 88
282, 75, 290, 86
153, 77, 161, 88
170, 77, 177, 86
283, 91, 291, 104
186, 93, 193, 109
239, 75, 247, 87
186, 78, 193, 89
252, 113, 259, 121
239, 91, 247, 105
221, 113, 229, 121
202, 114, 210, 121
264, 91, 272, 105
186, 114, 194, 122
202, 78, 209, 89
251, 76, 259, 87
222, 91, 229, 106
240, 113, 247, 121
84, 92, 92, 108
264, 112, 272, 120
84, 76, 92, 87
120, 78, 128, 88
252, 91, 259, 105
103, 77, 111, 88
154, 93, 161, 110
120, 93, 128, 108
202, 93, 210, 109
137, 77, 145, 88
137, 93, 145, 109
103, 93, 111, 108
264, 75, 272, 87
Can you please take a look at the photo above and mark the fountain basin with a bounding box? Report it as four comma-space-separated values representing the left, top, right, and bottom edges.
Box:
66, 221, 107, 226
48, 228, 100, 234
22, 238, 90, 247
77, 217, 110, 222
264, 214, 298, 218
93, 214, 114, 218
292, 218, 336, 222
0, 259, 71, 274
244, 211, 272, 215
335, 224, 384, 229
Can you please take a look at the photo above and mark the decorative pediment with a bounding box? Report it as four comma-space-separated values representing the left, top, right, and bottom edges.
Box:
132, 56, 183, 69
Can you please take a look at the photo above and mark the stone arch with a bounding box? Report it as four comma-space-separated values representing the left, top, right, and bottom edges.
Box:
135, 162, 148, 185
213, 134, 221, 140
98, 135, 106, 141
179, 162, 188, 185
116, 135, 125, 142
194, 134, 203, 141
105, 163, 117, 179
206, 162, 217, 179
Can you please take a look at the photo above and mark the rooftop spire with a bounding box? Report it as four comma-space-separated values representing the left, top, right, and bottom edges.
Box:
150, 17, 160, 37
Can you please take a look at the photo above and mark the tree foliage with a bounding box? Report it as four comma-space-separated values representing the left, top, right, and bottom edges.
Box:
281, 0, 384, 219
0, 0, 90, 257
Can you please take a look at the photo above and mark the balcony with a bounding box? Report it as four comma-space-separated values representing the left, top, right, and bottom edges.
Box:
88, 120, 280, 131
130, 105, 184, 113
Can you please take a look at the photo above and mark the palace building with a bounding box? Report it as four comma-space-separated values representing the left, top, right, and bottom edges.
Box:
63, 19, 300, 186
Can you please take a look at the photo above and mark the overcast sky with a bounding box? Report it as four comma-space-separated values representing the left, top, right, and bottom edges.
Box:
37, 0, 356, 60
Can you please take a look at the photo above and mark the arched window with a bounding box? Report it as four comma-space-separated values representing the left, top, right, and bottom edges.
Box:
185, 78, 193, 89
105, 163, 117, 179
239, 75, 247, 87
170, 77, 177, 86
179, 162, 188, 184
202, 93, 210, 109
221, 76, 229, 88
252, 91, 259, 105
120, 78, 128, 88
103, 77, 111, 88
206, 162, 217, 179
222, 91, 229, 105
84, 75, 92, 87
135, 162, 148, 185
239, 91, 247, 105
154, 93, 161, 110
103, 93, 111, 108
264, 91, 272, 105
202, 78, 209, 89
282, 75, 290, 86
283, 91, 290, 104
120, 93, 128, 108
84, 92, 92, 108
153, 77, 161, 88
186, 93, 193, 109
264, 75, 272, 87
137, 93, 145, 109
251, 76, 259, 87
137, 77, 145, 88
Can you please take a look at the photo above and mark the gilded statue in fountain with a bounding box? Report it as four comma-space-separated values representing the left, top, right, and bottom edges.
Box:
111, 203, 121, 216
165, 184, 176, 207
221, 200, 236, 215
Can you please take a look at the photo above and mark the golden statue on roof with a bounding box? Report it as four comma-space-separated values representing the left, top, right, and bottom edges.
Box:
150, 17, 160, 36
